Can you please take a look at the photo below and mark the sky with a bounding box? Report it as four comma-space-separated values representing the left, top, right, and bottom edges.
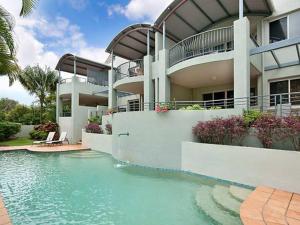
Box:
0, 0, 172, 105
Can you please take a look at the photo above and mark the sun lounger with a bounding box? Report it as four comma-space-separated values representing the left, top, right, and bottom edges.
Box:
33, 132, 55, 145
46, 132, 68, 145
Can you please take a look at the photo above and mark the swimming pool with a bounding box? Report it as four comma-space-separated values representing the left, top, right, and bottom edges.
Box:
0, 150, 245, 225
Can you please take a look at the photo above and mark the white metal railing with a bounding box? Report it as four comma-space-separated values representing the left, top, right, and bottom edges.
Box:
169, 26, 234, 67
111, 92, 300, 117
116, 59, 144, 81
59, 77, 107, 86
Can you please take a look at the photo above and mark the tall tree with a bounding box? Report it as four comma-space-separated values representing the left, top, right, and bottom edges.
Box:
0, 0, 38, 84
18, 65, 58, 123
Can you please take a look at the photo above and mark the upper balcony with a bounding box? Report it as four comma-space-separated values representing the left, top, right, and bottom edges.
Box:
56, 53, 110, 95
113, 59, 144, 94
169, 26, 234, 68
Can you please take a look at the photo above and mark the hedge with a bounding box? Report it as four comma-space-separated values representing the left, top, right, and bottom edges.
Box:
0, 122, 21, 141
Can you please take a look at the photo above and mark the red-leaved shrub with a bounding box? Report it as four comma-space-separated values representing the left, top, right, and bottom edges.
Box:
85, 123, 103, 134
252, 114, 283, 148
280, 116, 300, 151
192, 116, 247, 145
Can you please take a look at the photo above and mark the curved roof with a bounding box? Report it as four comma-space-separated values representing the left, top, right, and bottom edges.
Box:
55, 53, 110, 76
106, 24, 156, 60
154, 0, 273, 41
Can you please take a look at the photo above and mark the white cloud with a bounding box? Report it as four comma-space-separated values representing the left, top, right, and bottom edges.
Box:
107, 0, 173, 23
0, 0, 110, 105
68, 0, 89, 11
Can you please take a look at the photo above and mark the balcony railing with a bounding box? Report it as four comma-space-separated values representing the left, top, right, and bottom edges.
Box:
111, 92, 300, 117
115, 59, 144, 81
59, 77, 108, 86
169, 26, 234, 67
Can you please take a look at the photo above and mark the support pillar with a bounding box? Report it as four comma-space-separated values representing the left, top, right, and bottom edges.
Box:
234, 17, 250, 110
158, 49, 170, 103
108, 69, 117, 109
144, 55, 154, 110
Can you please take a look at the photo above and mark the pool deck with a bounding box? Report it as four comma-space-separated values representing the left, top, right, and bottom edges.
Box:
0, 195, 12, 225
0, 144, 90, 153
240, 186, 300, 225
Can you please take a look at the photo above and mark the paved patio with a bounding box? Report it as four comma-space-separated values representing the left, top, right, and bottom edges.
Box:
241, 186, 300, 225
0, 144, 90, 153
0, 195, 12, 225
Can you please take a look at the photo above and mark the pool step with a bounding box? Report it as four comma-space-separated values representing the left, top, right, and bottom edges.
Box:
229, 185, 252, 202
196, 186, 242, 225
212, 185, 241, 216
65, 151, 105, 158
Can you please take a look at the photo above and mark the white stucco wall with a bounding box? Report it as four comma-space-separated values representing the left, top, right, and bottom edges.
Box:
58, 117, 73, 143
112, 109, 243, 169
181, 142, 300, 193
82, 130, 112, 154
15, 125, 34, 138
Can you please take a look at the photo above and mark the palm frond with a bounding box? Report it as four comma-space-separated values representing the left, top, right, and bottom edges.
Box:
20, 0, 38, 17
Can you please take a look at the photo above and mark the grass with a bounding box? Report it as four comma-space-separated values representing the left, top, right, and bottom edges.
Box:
0, 137, 33, 146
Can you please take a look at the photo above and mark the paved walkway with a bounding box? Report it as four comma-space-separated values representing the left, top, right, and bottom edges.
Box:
0, 195, 11, 225
240, 186, 300, 225
0, 144, 90, 153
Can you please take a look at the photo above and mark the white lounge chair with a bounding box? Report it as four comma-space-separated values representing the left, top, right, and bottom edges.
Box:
33, 132, 55, 145
46, 132, 69, 145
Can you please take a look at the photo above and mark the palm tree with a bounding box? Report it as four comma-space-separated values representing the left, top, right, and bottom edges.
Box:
0, 6, 20, 85
0, 0, 38, 84
18, 65, 58, 123
20, 0, 38, 17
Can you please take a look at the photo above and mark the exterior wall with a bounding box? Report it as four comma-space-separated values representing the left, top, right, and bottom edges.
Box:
181, 142, 300, 193
170, 83, 193, 101
57, 77, 108, 144
260, 9, 300, 98
82, 130, 112, 154
262, 65, 300, 97
112, 109, 243, 169
15, 125, 34, 138
58, 117, 73, 143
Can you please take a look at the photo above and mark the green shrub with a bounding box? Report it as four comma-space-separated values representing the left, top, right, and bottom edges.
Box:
88, 115, 102, 125
180, 104, 204, 110
0, 122, 21, 141
209, 106, 222, 110
29, 130, 48, 140
30, 122, 59, 140
243, 110, 263, 126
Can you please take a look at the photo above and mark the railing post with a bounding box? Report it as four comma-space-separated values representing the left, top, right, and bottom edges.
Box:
280, 94, 283, 117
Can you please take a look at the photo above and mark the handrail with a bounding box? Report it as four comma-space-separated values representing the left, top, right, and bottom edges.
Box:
111, 92, 300, 116
59, 77, 107, 86
169, 26, 234, 67
116, 59, 144, 81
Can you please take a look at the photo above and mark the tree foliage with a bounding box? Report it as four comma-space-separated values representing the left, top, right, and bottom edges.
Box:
18, 65, 58, 122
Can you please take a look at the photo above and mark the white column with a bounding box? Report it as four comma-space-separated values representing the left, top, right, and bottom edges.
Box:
163, 21, 166, 50
56, 83, 61, 123
143, 55, 153, 110
239, 0, 243, 19
158, 49, 170, 103
234, 17, 250, 110
108, 69, 117, 109
71, 76, 79, 144
155, 32, 163, 61
74, 56, 76, 77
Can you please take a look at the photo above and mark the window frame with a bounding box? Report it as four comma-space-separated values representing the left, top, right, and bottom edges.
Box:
268, 15, 289, 44
269, 77, 300, 106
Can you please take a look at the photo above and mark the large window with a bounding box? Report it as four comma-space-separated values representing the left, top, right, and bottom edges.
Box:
269, 17, 288, 43
270, 79, 300, 106
202, 90, 233, 108
128, 99, 140, 111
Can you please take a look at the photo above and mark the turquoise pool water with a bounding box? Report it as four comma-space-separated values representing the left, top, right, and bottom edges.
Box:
0, 150, 238, 225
